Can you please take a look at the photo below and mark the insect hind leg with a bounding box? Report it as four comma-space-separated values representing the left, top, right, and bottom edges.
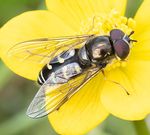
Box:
101, 70, 130, 95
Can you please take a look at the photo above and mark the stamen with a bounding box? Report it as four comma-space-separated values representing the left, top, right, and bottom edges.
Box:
80, 10, 136, 36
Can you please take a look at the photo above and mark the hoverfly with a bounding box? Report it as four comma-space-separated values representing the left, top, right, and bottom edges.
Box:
8, 29, 136, 118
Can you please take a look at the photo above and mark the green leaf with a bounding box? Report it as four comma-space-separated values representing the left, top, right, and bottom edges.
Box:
126, 0, 143, 18
0, 110, 57, 135
0, 61, 13, 90
102, 115, 137, 135
0, 0, 43, 26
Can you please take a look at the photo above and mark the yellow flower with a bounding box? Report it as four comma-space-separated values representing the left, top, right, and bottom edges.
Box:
0, 0, 150, 134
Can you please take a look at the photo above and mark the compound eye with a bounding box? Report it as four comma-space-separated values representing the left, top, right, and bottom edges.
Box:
113, 40, 130, 60
110, 29, 125, 41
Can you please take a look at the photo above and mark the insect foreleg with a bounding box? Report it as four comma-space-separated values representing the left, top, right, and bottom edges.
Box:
101, 69, 130, 95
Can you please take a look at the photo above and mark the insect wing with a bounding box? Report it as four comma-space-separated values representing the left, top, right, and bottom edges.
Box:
26, 67, 100, 119
8, 35, 93, 64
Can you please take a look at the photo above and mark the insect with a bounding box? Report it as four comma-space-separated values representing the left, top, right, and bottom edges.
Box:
8, 29, 136, 118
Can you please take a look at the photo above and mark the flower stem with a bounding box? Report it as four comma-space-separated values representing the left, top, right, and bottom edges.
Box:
133, 120, 149, 135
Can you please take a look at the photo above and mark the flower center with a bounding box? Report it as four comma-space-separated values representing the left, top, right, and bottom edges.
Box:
79, 10, 136, 70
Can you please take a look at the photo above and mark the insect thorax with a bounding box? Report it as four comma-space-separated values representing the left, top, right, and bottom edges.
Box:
84, 36, 114, 64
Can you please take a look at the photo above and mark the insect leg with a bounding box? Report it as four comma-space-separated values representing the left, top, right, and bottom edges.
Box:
101, 69, 130, 95
86, 16, 97, 34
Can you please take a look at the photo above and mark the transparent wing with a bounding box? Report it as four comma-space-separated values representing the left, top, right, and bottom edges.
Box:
8, 35, 94, 64
26, 67, 100, 119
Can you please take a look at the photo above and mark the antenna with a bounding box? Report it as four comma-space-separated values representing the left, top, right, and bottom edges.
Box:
128, 31, 134, 37
128, 31, 137, 43
130, 39, 137, 42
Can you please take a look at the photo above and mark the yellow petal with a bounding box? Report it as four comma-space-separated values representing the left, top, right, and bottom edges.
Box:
101, 61, 150, 120
127, 0, 150, 61
134, 0, 150, 34
48, 73, 109, 135
130, 37, 150, 61
0, 11, 75, 80
129, 1, 150, 61
46, 0, 127, 31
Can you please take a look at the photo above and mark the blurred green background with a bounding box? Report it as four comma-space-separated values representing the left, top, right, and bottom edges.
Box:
0, 0, 149, 135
